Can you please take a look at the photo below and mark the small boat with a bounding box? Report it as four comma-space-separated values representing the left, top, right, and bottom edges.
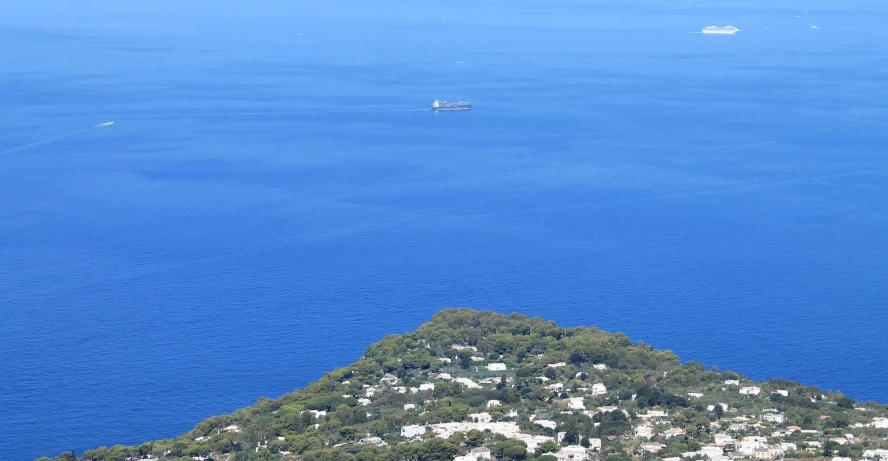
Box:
702, 25, 740, 34
432, 99, 471, 111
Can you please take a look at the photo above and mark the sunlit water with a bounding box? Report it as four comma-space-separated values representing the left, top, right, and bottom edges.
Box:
2, 0, 887, 459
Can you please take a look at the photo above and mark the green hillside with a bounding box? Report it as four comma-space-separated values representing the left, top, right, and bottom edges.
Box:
40, 309, 888, 461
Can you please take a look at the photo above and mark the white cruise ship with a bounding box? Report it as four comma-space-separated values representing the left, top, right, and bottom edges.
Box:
702, 25, 740, 34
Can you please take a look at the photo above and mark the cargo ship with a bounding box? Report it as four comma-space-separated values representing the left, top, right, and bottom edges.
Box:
702, 25, 740, 34
432, 99, 471, 111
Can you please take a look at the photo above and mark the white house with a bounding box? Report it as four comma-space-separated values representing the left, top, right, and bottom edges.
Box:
640, 443, 665, 453
779, 443, 798, 452
487, 400, 502, 408
567, 397, 586, 410
553, 445, 589, 461
469, 412, 492, 423
774, 390, 789, 397
535, 419, 558, 430
763, 413, 785, 423
587, 438, 602, 451
593, 364, 607, 371
455, 377, 482, 389
419, 383, 435, 392
401, 425, 427, 438
700, 445, 724, 458
635, 424, 654, 439
725, 380, 740, 385
487, 363, 507, 371
688, 393, 704, 398
591, 383, 607, 395
873, 418, 888, 429
713, 434, 734, 447
358, 398, 371, 406
549, 362, 567, 368
404, 404, 416, 410
863, 449, 888, 459
514, 434, 556, 451
470, 448, 492, 460
662, 427, 686, 438
739, 387, 761, 395
548, 383, 565, 392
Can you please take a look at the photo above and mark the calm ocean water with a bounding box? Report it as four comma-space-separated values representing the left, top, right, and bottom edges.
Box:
2, 0, 887, 459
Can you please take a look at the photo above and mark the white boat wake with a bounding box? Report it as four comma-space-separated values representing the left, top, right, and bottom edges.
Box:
0, 121, 113, 157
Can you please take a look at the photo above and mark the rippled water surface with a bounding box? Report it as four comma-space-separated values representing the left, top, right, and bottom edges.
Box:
2, 0, 888, 459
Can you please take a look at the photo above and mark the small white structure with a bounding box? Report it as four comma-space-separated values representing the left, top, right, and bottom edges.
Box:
762, 413, 785, 423
863, 449, 888, 459
725, 380, 740, 385
469, 412, 492, 423
309, 410, 326, 418
739, 386, 761, 395
549, 362, 567, 368
688, 392, 704, 398
514, 434, 556, 451
640, 443, 665, 453
774, 389, 789, 396
713, 434, 734, 447
700, 445, 723, 458
358, 398, 371, 406
470, 448, 492, 459
455, 377, 482, 389
567, 397, 586, 410
662, 427, 686, 438
591, 383, 607, 395
593, 364, 607, 371
418, 383, 435, 392
873, 418, 888, 429
487, 363, 507, 371
554, 445, 589, 461
779, 443, 798, 452
535, 419, 558, 430
404, 404, 416, 410
487, 399, 502, 408
401, 425, 427, 438
635, 424, 654, 439
548, 383, 565, 392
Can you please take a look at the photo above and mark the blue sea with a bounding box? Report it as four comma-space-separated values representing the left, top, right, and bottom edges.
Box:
2, 0, 887, 459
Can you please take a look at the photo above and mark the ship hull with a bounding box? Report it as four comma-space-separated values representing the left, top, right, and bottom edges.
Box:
702, 30, 738, 34
433, 107, 471, 111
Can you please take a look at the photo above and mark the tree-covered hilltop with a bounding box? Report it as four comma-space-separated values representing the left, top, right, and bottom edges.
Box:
40, 309, 888, 461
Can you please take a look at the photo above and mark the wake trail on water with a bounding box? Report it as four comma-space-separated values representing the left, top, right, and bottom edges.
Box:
0, 122, 114, 157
